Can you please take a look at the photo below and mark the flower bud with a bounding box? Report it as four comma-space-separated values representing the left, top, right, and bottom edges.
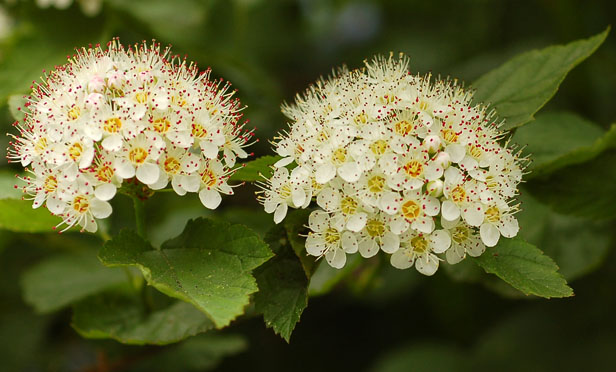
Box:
427, 179, 444, 197
88, 75, 105, 92
433, 151, 451, 170
422, 134, 441, 153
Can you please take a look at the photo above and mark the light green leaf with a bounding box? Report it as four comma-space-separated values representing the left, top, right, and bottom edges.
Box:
472, 237, 573, 298
254, 224, 308, 342
308, 253, 362, 296
472, 28, 609, 130
99, 218, 273, 328
228, 155, 281, 182
8, 94, 27, 122
131, 333, 248, 372
72, 293, 214, 345
527, 150, 616, 220
512, 112, 616, 178
21, 251, 127, 313
0, 172, 62, 233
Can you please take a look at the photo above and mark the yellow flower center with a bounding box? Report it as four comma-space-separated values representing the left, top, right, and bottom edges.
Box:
68, 142, 84, 161
164, 157, 181, 174
72, 195, 89, 214
394, 120, 413, 136
485, 206, 500, 223
410, 235, 428, 254
103, 118, 122, 133
34, 138, 48, 155
68, 107, 81, 121
368, 175, 385, 193
43, 176, 57, 193
450, 185, 466, 203
340, 197, 358, 215
370, 140, 388, 156
129, 147, 148, 165
469, 145, 482, 159
324, 228, 341, 245
317, 130, 330, 142
401, 200, 421, 221
452, 225, 470, 244
201, 168, 218, 188
135, 92, 148, 104
192, 123, 208, 138
365, 219, 385, 238
152, 117, 171, 133
418, 100, 429, 111
332, 148, 347, 165
441, 129, 458, 143
96, 165, 114, 183
403, 160, 423, 178
355, 112, 368, 125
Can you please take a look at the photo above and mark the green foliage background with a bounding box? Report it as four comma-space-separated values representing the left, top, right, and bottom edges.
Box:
0, 0, 615, 371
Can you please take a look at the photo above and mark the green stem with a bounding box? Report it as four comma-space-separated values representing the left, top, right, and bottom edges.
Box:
132, 196, 146, 239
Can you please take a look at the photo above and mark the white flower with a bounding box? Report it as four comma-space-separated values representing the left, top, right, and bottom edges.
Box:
259, 53, 525, 272
305, 210, 358, 269
357, 213, 400, 258
441, 217, 486, 264
390, 229, 451, 276
8, 39, 253, 232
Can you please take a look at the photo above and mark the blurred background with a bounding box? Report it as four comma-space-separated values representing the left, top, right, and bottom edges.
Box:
0, 0, 615, 371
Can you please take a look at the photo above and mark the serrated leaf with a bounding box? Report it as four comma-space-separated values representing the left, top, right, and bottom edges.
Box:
228, 155, 281, 182
254, 224, 308, 342
472, 28, 609, 130
99, 218, 273, 328
472, 237, 573, 298
513, 112, 616, 179
21, 252, 127, 313
527, 150, 616, 220
72, 293, 214, 345
0, 172, 62, 233
517, 192, 611, 281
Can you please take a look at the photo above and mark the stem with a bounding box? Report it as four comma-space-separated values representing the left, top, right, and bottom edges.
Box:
132, 196, 146, 239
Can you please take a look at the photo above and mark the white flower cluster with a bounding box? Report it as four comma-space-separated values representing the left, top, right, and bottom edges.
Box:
9, 39, 252, 232
259, 54, 524, 275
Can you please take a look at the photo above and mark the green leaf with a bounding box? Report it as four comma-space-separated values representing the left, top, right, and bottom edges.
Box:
308, 253, 363, 296
8, 94, 27, 122
0, 172, 62, 233
228, 155, 281, 182
472, 28, 609, 130
472, 237, 573, 298
283, 209, 318, 277
517, 192, 611, 281
527, 150, 616, 220
254, 224, 308, 342
21, 251, 127, 313
512, 112, 616, 178
99, 218, 273, 328
131, 333, 247, 372
72, 292, 214, 345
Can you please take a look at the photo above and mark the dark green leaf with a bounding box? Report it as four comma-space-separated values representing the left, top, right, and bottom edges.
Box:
21, 251, 127, 313
72, 292, 214, 345
132, 334, 247, 372
513, 112, 616, 178
228, 155, 281, 182
99, 218, 273, 328
283, 209, 317, 277
254, 224, 308, 342
473, 28, 609, 130
527, 150, 616, 220
472, 237, 573, 298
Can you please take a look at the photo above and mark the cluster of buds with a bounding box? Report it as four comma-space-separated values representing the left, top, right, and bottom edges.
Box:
8, 39, 253, 232
259, 54, 524, 275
